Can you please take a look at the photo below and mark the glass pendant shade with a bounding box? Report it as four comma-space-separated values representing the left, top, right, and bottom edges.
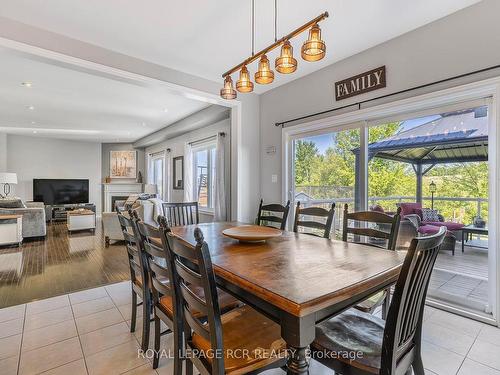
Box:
236, 66, 254, 93
275, 41, 297, 74
301, 24, 326, 61
220, 76, 237, 99
255, 55, 274, 84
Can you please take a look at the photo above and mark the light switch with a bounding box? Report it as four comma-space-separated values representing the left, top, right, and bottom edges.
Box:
271, 174, 278, 183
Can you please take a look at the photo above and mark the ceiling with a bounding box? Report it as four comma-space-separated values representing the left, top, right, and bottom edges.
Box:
0, 0, 481, 93
0, 47, 210, 142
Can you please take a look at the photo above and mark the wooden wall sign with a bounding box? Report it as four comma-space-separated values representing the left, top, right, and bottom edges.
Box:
335, 66, 386, 101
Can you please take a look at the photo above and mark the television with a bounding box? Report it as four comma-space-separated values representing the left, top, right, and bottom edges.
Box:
33, 179, 89, 205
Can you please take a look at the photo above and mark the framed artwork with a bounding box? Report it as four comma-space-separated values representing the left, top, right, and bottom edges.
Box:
173, 156, 184, 190
110, 150, 137, 179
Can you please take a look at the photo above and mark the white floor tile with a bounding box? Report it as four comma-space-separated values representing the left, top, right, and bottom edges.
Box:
0, 334, 21, 361
71, 296, 115, 318
117, 303, 143, 321
423, 321, 476, 355
26, 295, 69, 316
122, 364, 157, 374
39, 359, 88, 375
421, 341, 464, 375
0, 356, 19, 375
468, 340, 500, 371
428, 309, 483, 338
23, 306, 73, 332
21, 319, 77, 352
458, 359, 500, 375
85, 340, 148, 375
75, 307, 124, 335
477, 324, 500, 346
0, 318, 23, 339
79, 322, 135, 356
19, 337, 83, 375
69, 287, 108, 305
0, 304, 25, 323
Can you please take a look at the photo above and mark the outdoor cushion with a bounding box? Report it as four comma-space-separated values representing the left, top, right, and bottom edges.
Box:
422, 208, 440, 222
418, 224, 441, 235
422, 221, 464, 231
370, 205, 385, 213
399, 202, 422, 217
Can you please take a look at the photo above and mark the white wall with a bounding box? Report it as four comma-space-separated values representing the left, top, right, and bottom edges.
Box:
260, 0, 500, 202
6, 135, 102, 212
146, 119, 230, 223
0, 132, 6, 172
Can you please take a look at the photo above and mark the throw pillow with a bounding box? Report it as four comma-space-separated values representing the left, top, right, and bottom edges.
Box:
421, 208, 440, 222
0, 198, 26, 208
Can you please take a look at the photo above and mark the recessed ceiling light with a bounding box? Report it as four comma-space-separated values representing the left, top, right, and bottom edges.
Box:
31, 121, 36, 124
22, 82, 33, 87
142, 122, 146, 127
26, 105, 35, 110
163, 108, 169, 113
33, 130, 37, 134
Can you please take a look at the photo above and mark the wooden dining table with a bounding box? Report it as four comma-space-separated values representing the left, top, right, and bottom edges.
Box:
168, 221, 406, 374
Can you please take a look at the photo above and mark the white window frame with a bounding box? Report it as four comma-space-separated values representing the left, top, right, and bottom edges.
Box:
192, 141, 217, 213
148, 150, 167, 201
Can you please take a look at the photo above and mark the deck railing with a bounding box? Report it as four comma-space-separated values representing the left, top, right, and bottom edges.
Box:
299, 195, 488, 239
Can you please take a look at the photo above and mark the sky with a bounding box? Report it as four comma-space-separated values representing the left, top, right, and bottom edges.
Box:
301, 115, 442, 155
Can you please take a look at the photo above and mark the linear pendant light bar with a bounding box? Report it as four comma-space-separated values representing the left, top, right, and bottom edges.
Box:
222, 11, 329, 78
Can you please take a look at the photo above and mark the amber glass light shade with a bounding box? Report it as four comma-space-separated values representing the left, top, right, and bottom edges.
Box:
301, 24, 326, 62
220, 76, 237, 100
275, 41, 297, 74
236, 66, 254, 93
255, 55, 274, 84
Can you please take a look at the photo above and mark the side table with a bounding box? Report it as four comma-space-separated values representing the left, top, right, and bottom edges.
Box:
0, 214, 23, 247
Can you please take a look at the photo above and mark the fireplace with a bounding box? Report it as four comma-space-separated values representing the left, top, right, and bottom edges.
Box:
102, 183, 143, 212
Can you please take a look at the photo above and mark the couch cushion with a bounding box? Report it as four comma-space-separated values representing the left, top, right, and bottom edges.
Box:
399, 202, 422, 218
421, 208, 440, 222
418, 224, 441, 235
422, 221, 464, 231
0, 198, 26, 208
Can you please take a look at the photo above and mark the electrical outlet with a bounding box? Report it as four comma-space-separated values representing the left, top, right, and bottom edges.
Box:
271, 174, 278, 183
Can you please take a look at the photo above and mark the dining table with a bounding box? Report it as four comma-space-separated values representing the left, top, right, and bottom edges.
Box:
168, 221, 406, 375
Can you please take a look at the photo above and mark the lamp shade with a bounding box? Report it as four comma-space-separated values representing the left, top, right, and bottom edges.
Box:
236, 66, 254, 93
301, 23, 326, 62
144, 184, 158, 195
255, 55, 274, 84
220, 75, 237, 100
275, 41, 297, 74
0, 173, 17, 184
429, 181, 437, 193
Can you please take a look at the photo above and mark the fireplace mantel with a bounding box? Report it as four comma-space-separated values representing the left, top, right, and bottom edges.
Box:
103, 183, 143, 212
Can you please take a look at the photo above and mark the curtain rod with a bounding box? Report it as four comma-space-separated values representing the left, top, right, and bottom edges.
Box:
188, 132, 226, 146
275, 63, 500, 128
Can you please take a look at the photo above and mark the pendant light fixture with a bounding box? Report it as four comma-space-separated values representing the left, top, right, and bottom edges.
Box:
220, 75, 237, 99
219, 0, 328, 99
275, 40, 297, 74
301, 23, 326, 62
255, 55, 274, 84
236, 65, 254, 93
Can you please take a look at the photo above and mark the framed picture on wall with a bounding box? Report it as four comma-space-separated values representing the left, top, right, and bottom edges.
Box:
173, 156, 184, 190
110, 150, 137, 179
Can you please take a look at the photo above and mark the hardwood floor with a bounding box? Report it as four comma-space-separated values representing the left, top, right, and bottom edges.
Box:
0, 219, 130, 308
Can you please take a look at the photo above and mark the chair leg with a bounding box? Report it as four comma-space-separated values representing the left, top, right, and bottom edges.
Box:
141, 295, 151, 351
382, 288, 391, 320
173, 323, 183, 375
153, 316, 160, 369
185, 359, 193, 375
412, 354, 425, 375
130, 291, 137, 333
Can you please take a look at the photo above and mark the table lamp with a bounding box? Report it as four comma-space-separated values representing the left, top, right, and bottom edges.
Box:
0, 173, 18, 198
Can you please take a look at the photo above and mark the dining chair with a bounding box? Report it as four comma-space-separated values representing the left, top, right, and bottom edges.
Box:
163, 201, 199, 226
342, 204, 402, 318
256, 199, 291, 230
163, 222, 287, 375
293, 201, 335, 238
311, 226, 446, 375
116, 211, 151, 351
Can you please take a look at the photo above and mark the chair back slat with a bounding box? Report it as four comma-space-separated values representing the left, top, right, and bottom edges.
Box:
118, 212, 147, 291
342, 204, 402, 250
163, 202, 199, 227
293, 202, 335, 238
381, 227, 446, 375
161, 219, 225, 374
257, 199, 291, 230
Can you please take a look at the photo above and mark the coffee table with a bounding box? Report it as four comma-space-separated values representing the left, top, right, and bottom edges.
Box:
461, 225, 488, 252
67, 209, 96, 234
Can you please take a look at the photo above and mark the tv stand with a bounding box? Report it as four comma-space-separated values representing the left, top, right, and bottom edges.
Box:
49, 203, 96, 223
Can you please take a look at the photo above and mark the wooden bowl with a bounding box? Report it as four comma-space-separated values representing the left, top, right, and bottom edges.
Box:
222, 225, 282, 242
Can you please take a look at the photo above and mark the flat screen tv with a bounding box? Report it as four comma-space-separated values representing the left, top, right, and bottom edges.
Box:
33, 179, 89, 205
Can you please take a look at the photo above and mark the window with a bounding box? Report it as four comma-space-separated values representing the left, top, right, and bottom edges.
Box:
148, 151, 165, 200
193, 144, 216, 210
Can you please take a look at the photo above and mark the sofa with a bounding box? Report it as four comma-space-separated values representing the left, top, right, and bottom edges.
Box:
0, 201, 47, 239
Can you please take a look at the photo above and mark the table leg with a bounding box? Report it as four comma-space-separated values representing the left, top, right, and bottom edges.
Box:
281, 314, 315, 375
287, 346, 310, 375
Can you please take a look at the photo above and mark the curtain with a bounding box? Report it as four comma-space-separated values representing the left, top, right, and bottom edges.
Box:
214, 133, 227, 221
184, 143, 194, 202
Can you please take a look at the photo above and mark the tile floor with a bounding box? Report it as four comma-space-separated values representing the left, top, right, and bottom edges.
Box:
1, 281, 499, 375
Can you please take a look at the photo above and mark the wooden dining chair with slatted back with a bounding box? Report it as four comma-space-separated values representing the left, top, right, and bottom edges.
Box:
117, 210, 151, 351
312, 227, 446, 375
162, 202, 199, 227
133, 216, 176, 370
164, 225, 287, 375
256, 199, 291, 230
343, 204, 402, 319
293, 201, 335, 238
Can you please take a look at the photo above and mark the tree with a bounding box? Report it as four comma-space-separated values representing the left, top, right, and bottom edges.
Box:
294, 140, 320, 185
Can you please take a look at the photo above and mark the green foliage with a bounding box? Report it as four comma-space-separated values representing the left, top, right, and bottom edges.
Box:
294, 122, 489, 224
